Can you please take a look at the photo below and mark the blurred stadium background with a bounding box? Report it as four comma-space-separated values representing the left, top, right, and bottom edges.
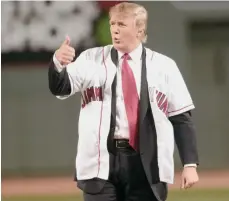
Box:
1, 1, 229, 201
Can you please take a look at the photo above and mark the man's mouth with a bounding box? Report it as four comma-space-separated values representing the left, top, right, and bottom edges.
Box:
114, 38, 120, 43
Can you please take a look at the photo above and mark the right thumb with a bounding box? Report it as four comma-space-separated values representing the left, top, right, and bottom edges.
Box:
63, 35, 70, 46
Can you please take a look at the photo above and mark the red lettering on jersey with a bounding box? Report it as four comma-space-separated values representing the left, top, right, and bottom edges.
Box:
81, 86, 103, 108
87, 87, 96, 102
160, 98, 168, 115
95, 87, 103, 101
84, 90, 89, 105
156, 91, 163, 102
158, 94, 165, 108
149, 87, 168, 116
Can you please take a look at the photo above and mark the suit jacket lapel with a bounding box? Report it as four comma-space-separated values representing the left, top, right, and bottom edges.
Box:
102, 46, 118, 126
139, 47, 149, 129
110, 47, 118, 123
107, 47, 118, 153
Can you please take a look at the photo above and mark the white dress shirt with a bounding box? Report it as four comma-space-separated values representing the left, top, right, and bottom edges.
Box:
114, 43, 142, 139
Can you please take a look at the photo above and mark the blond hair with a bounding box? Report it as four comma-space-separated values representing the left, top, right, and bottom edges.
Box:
109, 2, 148, 43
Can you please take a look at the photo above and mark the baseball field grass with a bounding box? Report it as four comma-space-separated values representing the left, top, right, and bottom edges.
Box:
2, 189, 229, 201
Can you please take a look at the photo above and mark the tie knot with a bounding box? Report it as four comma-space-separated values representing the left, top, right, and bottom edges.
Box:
123, 53, 131, 60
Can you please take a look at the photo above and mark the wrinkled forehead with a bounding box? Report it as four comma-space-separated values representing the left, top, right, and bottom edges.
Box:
110, 12, 135, 23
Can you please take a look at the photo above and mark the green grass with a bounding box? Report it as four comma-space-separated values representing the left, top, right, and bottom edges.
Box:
2, 189, 229, 201
168, 189, 229, 201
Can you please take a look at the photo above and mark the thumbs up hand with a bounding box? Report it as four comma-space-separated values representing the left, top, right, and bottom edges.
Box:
55, 35, 76, 66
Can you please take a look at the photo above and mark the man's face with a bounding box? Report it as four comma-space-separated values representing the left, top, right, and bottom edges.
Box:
109, 13, 139, 53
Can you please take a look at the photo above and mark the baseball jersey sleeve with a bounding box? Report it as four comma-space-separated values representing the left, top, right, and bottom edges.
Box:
167, 61, 195, 117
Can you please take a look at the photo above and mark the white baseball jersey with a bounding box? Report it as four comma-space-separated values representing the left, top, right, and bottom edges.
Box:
54, 45, 195, 184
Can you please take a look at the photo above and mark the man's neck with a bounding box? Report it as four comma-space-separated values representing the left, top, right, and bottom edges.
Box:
117, 42, 142, 54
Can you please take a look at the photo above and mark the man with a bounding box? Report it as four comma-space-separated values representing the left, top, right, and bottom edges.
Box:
48, 2, 199, 201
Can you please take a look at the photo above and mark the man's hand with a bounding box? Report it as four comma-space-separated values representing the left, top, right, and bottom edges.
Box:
55, 35, 76, 66
181, 166, 199, 189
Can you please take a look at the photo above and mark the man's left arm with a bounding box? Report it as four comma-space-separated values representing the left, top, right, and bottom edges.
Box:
167, 60, 199, 189
169, 111, 199, 167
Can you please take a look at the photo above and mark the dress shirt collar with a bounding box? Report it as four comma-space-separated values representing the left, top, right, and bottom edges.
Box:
117, 43, 143, 63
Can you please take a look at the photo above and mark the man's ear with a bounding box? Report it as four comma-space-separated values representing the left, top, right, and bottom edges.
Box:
137, 29, 144, 37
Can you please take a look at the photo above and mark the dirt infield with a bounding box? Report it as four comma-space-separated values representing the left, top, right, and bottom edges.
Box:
2, 170, 229, 197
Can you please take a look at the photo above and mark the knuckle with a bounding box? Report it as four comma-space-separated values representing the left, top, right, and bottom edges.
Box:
65, 51, 71, 57
56, 55, 61, 61
55, 50, 60, 56
70, 47, 75, 53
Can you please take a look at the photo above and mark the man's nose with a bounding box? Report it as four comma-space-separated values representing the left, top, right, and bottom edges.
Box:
112, 26, 119, 34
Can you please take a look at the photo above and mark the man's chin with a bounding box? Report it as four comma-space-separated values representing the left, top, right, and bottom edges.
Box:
113, 43, 126, 52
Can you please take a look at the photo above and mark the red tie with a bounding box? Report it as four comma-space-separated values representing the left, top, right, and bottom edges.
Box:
121, 53, 140, 151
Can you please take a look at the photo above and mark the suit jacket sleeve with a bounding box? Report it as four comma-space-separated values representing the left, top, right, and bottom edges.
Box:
167, 60, 199, 166
48, 51, 89, 99
169, 111, 199, 166
48, 59, 71, 96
